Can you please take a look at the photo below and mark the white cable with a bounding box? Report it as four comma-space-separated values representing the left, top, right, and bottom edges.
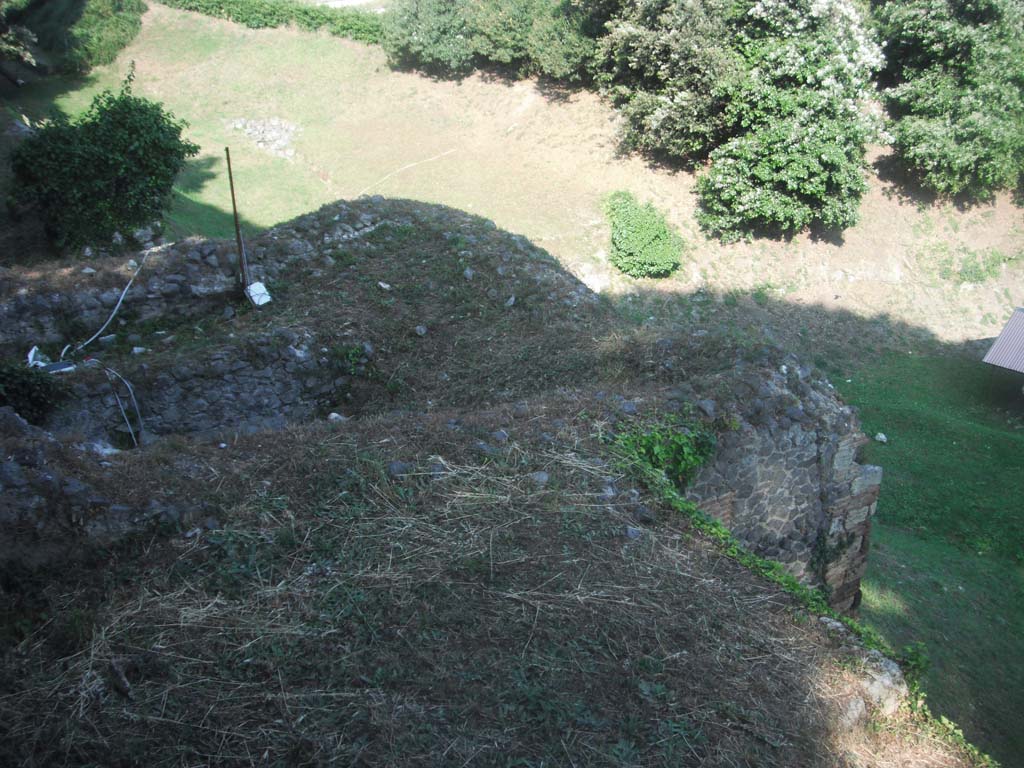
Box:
356, 148, 457, 197
104, 366, 144, 447
64, 251, 152, 360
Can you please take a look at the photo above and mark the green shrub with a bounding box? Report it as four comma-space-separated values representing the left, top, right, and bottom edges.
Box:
12, 0, 146, 72
0, 361, 68, 425
597, 0, 881, 240
157, 0, 383, 43
605, 191, 684, 278
383, 0, 474, 74
614, 416, 716, 489
10, 69, 198, 249
382, 0, 600, 79
875, 0, 1024, 199
597, 0, 744, 163
697, 102, 871, 240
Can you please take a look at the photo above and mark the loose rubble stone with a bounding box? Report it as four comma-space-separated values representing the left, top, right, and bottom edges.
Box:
527, 471, 550, 487
387, 461, 414, 478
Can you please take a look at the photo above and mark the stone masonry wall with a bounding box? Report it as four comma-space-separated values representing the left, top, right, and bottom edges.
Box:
46, 328, 368, 443
686, 361, 882, 613
0, 206, 383, 356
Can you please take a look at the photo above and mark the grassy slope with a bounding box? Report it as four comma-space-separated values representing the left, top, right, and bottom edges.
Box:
838, 354, 1024, 765
0, 203, 980, 767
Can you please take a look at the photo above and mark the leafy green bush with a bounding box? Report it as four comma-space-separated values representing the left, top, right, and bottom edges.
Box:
10, 70, 198, 249
12, 0, 146, 72
875, 0, 1024, 199
597, 0, 743, 163
697, 102, 871, 240
382, 0, 474, 74
157, 0, 383, 43
605, 191, 684, 278
0, 361, 68, 425
614, 416, 716, 489
382, 0, 601, 79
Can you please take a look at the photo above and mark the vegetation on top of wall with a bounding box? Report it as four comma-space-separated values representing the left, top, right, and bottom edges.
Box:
874, 0, 1024, 200
157, 0, 384, 43
604, 191, 685, 278
10, 69, 198, 249
10, 0, 146, 72
610, 415, 879, 642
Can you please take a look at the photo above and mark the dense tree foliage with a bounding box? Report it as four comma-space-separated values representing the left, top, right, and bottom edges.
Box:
383, 0, 611, 80
874, 0, 1024, 199
8, 0, 146, 72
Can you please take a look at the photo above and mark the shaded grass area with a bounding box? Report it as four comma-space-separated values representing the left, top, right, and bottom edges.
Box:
839, 353, 1024, 560
860, 524, 1024, 766
837, 353, 1024, 765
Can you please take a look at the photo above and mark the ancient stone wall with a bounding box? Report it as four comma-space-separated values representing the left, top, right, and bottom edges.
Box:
686, 363, 881, 612
2, 200, 879, 611
46, 329, 364, 443
0, 207, 382, 355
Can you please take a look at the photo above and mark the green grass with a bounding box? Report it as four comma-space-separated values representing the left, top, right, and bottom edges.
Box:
860, 524, 1024, 766
839, 353, 1024, 560
837, 352, 1024, 765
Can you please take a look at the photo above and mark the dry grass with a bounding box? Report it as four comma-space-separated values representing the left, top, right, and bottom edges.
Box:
1, 397, 977, 767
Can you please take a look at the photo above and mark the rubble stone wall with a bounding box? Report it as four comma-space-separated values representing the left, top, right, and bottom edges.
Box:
687, 365, 881, 613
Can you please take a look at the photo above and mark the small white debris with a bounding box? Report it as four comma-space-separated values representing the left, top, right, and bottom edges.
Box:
463, 267, 475, 280
125, 258, 138, 270
245, 281, 272, 306
131, 346, 148, 355
780, 364, 789, 375
218, 443, 228, 449
81, 266, 97, 275
874, 433, 888, 444
505, 295, 516, 307
378, 281, 392, 291
328, 412, 349, 423
414, 325, 428, 337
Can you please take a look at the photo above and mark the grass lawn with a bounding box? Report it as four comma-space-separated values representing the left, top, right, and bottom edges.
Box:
2, 4, 1019, 351
838, 353, 1024, 766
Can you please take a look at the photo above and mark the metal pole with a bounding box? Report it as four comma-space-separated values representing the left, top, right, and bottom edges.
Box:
225, 147, 250, 287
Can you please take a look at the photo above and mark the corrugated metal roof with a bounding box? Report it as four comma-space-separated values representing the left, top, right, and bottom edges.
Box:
983, 308, 1024, 374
